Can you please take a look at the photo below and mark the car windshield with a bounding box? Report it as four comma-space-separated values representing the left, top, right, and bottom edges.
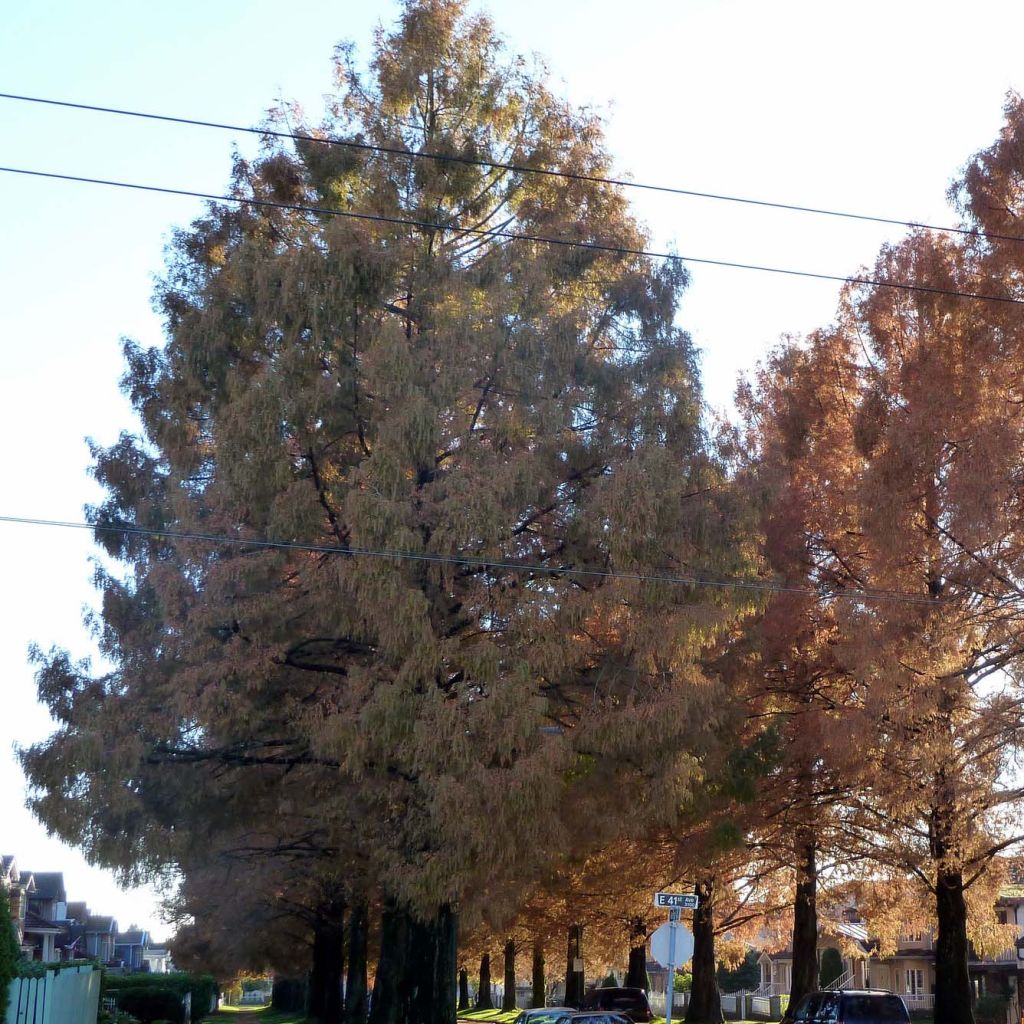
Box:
793, 994, 839, 1022
842, 996, 909, 1023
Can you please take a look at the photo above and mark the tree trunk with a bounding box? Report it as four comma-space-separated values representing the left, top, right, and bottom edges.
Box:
370, 901, 409, 1024
405, 914, 436, 1024
309, 896, 345, 1024
564, 925, 584, 1008
934, 869, 974, 1024
431, 905, 458, 1024
532, 942, 546, 1008
685, 880, 722, 1024
273, 978, 308, 1012
477, 954, 493, 1010
784, 833, 818, 1022
345, 901, 369, 1024
626, 918, 648, 989
503, 940, 517, 1011
459, 969, 471, 1012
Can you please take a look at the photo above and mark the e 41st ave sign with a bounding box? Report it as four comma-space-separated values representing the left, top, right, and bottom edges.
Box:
653, 892, 699, 909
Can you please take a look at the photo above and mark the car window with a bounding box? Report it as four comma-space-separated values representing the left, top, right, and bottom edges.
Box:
841, 995, 910, 1023
793, 994, 839, 1022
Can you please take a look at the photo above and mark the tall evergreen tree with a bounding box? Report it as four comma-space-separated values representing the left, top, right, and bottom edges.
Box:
21, 3, 753, 1018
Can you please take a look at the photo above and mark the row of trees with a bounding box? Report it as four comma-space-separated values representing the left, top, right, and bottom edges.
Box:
18, 3, 1024, 1023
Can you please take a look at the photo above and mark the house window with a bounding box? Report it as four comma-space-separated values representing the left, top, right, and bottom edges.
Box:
906, 970, 924, 996
997, 910, 1008, 925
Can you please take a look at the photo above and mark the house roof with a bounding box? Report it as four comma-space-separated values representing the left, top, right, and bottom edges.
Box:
25, 873, 65, 902
85, 915, 117, 934
65, 902, 88, 922
1, 856, 15, 879
23, 910, 63, 935
836, 921, 871, 946
116, 930, 149, 947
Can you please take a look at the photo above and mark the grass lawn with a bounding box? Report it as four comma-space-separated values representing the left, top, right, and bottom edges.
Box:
203, 1008, 307, 1023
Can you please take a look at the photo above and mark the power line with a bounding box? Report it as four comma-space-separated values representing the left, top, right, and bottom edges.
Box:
2, 164, 1020, 307
0, 90, 1012, 244
0, 513, 945, 606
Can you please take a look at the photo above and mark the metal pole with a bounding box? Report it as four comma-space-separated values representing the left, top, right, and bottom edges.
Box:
665, 908, 680, 1024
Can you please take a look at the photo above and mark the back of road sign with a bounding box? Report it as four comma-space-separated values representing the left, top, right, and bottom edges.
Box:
650, 920, 694, 968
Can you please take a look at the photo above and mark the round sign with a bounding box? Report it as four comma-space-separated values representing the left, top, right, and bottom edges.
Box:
650, 921, 694, 968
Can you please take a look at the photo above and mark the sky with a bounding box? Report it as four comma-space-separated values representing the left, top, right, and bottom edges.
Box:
2, 0, 1024, 939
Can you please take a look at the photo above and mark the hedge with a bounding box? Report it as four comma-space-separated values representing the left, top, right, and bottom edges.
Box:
103, 971, 217, 1022
117, 986, 185, 1024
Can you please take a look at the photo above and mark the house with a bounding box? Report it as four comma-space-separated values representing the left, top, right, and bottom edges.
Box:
66, 909, 119, 963
26, 872, 67, 923
114, 928, 151, 970
22, 871, 69, 961
756, 883, 1024, 1014
142, 945, 173, 973
1, 855, 36, 955
757, 919, 872, 997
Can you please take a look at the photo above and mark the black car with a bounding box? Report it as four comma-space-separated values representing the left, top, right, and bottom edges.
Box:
791, 990, 911, 1024
580, 987, 653, 1023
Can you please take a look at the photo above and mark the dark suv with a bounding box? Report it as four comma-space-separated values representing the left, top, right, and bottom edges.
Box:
581, 988, 653, 1023
791, 990, 910, 1024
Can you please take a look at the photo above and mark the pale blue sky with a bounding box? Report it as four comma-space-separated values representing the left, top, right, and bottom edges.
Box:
2, 0, 1023, 937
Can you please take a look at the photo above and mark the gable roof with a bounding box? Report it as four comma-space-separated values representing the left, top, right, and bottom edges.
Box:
65, 902, 88, 922
116, 930, 149, 947
25, 873, 65, 902
85, 915, 117, 934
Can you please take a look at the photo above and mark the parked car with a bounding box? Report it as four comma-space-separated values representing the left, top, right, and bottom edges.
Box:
581, 988, 653, 1023
790, 990, 911, 1024
561, 1012, 632, 1024
511, 1008, 575, 1024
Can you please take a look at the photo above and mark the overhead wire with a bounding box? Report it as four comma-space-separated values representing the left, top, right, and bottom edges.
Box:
2, 165, 1020, 307
0, 513, 949, 607
1, 90, 1016, 244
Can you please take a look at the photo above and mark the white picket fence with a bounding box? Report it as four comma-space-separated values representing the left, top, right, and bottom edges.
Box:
5, 965, 101, 1024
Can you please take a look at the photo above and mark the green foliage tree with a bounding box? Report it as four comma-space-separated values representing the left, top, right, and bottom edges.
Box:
817, 948, 842, 989
0, 887, 21, 1020
716, 950, 758, 992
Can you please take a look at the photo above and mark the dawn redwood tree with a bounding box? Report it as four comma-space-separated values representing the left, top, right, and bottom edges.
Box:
741, 169, 1024, 1018
20, 2, 754, 1018
734, 335, 867, 1016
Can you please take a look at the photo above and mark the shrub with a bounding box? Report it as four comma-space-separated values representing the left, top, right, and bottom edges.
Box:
818, 948, 843, 989
0, 887, 22, 1021
116, 986, 184, 1023
673, 972, 692, 993
602, 973, 618, 988
975, 995, 1009, 1024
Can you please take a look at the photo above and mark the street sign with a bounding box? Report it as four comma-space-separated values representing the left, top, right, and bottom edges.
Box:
650, 920, 695, 969
653, 892, 699, 909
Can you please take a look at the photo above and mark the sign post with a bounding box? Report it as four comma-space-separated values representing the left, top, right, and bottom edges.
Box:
650, 894, 699, 1024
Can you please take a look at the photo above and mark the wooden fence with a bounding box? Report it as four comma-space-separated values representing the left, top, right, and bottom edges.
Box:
5, 965, 101, 1024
